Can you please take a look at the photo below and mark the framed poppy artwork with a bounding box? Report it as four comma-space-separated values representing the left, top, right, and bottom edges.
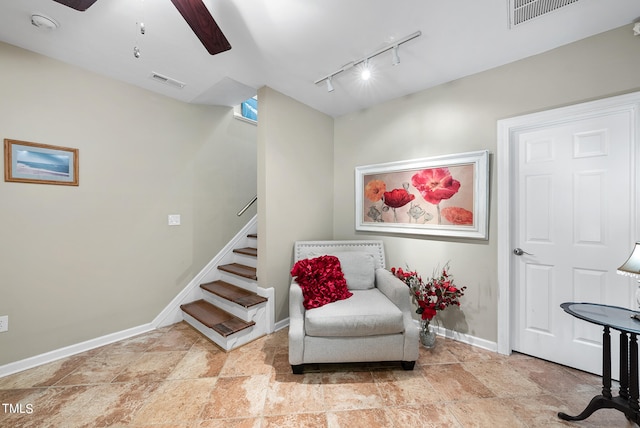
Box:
355, 150, 489, 239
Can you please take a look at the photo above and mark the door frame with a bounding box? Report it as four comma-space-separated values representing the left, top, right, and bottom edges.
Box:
497, 91, 640, 356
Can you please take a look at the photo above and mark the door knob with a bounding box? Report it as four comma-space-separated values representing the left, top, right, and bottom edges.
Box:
513, 248, 534, 256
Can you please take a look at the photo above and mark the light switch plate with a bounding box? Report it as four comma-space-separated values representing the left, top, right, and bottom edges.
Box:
168, 214, 181, 226
0, 315, 8, 333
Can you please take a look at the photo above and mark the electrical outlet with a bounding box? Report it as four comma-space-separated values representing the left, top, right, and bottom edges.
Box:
0, 315, 8, 333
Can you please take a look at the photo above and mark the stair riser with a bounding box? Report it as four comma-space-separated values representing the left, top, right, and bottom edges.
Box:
233, 253, 257, 268
219, 272, 257, 289
182, 312, 266, 351
201, 292, 266, 323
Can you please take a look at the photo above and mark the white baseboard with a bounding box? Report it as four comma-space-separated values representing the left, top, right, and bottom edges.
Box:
415, 319, 498, 353
0, 323, 155, 378
274, 317, 290, 332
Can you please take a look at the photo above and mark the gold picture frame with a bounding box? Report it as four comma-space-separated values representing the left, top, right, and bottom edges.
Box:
4, 139, 79, 186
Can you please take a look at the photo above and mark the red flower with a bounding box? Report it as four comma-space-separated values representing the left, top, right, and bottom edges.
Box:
411, 168, 461, 205
441, 207, 473, 225
383, 188, 415, 208
421, 305, 437, 320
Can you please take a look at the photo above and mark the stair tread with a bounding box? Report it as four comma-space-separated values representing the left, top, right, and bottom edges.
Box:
247, 233, 257, 239
233, 247, 257, 257
181, 300, 255, 337
218, 263, 257, 280
201, 280, 267, 307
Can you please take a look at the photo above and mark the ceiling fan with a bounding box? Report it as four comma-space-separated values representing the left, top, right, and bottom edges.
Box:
52, 0, 231, 55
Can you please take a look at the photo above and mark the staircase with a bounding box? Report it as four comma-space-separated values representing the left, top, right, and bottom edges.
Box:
178, 220, 274, 351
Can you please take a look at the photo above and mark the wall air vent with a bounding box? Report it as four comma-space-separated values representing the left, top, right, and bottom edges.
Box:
510, 0, 580, 27
149, 72, 186, 89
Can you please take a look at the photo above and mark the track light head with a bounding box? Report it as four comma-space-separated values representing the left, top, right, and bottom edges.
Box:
326, 76, 334, 92
361, 59, 371, 81
392, 45, 400, 66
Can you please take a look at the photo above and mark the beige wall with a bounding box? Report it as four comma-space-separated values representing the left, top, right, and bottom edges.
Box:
0, 42, 257, 365
333, 25, 640, 342
257, 87, 334, 322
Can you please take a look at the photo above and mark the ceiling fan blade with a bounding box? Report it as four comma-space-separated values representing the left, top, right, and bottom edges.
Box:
52, 0, 99, 11
170, 0, 231, 55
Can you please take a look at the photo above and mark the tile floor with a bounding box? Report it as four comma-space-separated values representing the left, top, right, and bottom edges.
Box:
0, 322, 635, 427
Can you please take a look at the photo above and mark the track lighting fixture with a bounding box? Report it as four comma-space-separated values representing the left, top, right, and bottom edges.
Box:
326, 76, 334, 92
361, 59, 371, 81
314, 30, 420, 92
392, 45, 400, 66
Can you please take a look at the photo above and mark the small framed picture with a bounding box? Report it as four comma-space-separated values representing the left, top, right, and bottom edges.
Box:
4, 139, 79, 186
355, 150, 489, 239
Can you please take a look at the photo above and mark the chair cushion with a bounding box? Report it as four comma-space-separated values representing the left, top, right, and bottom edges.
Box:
309, 251, 376, 290
304, 289, 404, 337
291, 255, 353, 309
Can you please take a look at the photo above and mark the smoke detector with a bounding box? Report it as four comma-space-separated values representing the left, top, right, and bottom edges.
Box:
31, 14, 59, 30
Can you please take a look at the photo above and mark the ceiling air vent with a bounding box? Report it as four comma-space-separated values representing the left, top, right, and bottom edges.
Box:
510, 0, 580, 27
149, 72, 186, 89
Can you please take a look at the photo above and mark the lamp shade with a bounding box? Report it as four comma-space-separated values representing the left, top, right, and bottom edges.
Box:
617, 242, 640, 278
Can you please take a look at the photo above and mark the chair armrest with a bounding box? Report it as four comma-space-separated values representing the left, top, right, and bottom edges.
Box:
376, 268, 419, 361
288, 280, 306, 365
375, 268, 411, 311
289, 280, 306, 320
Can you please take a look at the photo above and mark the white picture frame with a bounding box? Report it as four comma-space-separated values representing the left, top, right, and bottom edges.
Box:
355, 150, 489, 239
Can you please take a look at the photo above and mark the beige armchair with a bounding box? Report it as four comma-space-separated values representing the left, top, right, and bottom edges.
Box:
288, 240, 419, 374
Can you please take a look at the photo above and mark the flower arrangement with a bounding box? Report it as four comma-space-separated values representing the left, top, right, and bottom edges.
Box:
390, 263, 466, 321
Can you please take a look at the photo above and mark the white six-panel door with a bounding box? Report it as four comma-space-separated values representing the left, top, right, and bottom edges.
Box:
497, 92, 640, 375
511, 111, 634, 374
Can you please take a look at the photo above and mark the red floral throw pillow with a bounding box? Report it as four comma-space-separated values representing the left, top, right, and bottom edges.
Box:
290, 255, 353, 309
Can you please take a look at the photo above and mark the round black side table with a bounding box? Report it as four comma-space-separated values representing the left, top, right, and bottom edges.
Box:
559, 302, 640, 423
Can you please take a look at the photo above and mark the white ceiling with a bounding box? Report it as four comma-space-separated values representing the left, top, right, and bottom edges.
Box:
1, 0, 640, 118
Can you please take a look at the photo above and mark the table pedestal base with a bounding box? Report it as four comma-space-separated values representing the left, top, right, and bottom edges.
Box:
558, 395, 640, 423
556, 308, 640, 425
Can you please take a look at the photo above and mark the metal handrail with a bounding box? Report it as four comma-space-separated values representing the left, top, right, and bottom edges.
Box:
237, 195, 257, 216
